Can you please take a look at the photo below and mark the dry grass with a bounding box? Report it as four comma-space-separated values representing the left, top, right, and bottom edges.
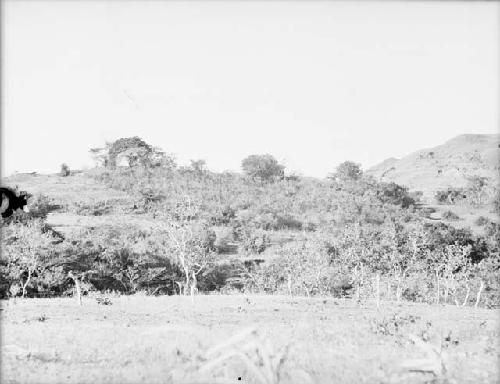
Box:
1, 295, 498, 384
172, 326, 311, 384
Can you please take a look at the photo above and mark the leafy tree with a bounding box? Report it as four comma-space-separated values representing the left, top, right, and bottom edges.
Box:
329, 161, 363, 182
1, 220, 55, 297
376, 182, 415, 208
90, 138, 174, 169
60, 163, 70, 177
154, 197, 216, 296
423, 222, 488, 263
108, 137, 153, 167
241, 154, 285, 182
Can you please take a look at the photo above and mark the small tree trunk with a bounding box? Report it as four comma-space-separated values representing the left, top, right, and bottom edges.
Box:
395, 273, 403, 302
475, 281, 485, 309
387, 281, 392, 301
190, 271, 197, 303
183, 264, 190, 296
435, 271, 440, 305
287, 273, 292, 296
68, 271, 82, 306
75, 281, 82, 306
462, 284, 471, 307
22, 269, 32, 298
185, 276, 190, 296
394, 269, 402, 302
375, 273, 380, 309
303, 282, 310, 298
175, 281, 184, 295
444, 279, 450, 304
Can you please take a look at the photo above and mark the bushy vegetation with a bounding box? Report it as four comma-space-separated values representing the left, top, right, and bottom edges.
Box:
60, 163, 70, 177
435, 188, 466, 205
1, 137, 498, 307
435, 176, 498, 206
475, 216, 491, 227
442, 210, 460, 221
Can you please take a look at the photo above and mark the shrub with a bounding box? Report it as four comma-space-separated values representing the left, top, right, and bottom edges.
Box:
493, 192, 500, 213
0, 193, 60, 224
466, 176, 490, 205
71, 201, 113, 216
210, 205, 236, 226
376, 182, 415, 208
483, 222, 500, 251
27, 194, 62, 220
236, 227, 271, 255
442, 210, 460, 221
198, 260, 248, 292
475, 216, 491, 226
275, 214, 303, 230
213, 227, 236, 254
423, 222, 489, 264
60, 163, 70, 177
435, 188, 466, 204
1, 220, 57, 297
245, 239, 335, 296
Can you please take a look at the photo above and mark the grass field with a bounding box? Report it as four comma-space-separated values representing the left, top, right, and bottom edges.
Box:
1, 295, 499, 384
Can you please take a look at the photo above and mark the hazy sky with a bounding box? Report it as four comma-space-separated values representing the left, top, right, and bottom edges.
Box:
2, 1, 499, 178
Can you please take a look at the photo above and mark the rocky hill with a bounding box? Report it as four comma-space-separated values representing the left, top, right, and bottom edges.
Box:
367, 134, 499, 200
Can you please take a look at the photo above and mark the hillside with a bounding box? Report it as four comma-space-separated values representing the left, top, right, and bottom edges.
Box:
367, 134, 500, 200
2, 137, 498, 303
1, 172, 140, 237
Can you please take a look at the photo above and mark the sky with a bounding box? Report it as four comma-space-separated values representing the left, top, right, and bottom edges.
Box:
2, 1, 499, 178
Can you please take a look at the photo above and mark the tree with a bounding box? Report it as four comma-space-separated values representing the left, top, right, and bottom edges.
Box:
493, 191, 500, 214
89, 138, 174, 169
116, 147, 151, 167
1, 220, 54, 297
89, 142, 112, 167
151, 147, 176, 169
466, 176, 489, 205
60, 163, 70, 177
329, 161, 363, 182
190, 159, 208, 176
154, 197, 215, 297
376, 182, 415, 208
241, 154, 285, 183
108, 137, 153, 167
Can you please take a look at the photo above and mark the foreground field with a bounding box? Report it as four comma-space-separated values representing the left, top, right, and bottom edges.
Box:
1, 295, 498, 384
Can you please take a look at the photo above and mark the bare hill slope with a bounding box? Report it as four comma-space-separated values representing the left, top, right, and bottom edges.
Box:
367, 134, 499, 198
